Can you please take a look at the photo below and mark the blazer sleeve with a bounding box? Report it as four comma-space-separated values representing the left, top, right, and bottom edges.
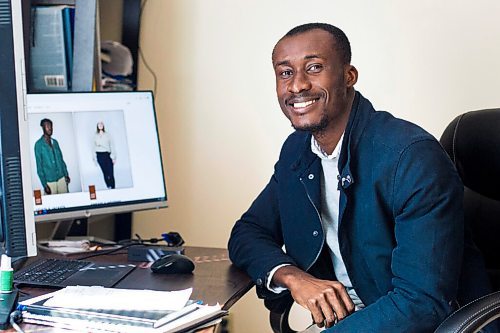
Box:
228, 167, 297, 300
329, 140, 463, 332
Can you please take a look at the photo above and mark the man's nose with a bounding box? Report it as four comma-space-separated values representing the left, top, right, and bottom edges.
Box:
289, 71, 311, 93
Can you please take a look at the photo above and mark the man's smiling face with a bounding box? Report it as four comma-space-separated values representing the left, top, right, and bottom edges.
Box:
272, 29, 354, 134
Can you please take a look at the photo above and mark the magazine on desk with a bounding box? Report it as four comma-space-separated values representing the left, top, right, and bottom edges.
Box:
20, 286, 228, 332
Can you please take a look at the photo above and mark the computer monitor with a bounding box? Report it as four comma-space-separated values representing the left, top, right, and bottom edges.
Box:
0, 0, 38, 258
25, 91, 168, 228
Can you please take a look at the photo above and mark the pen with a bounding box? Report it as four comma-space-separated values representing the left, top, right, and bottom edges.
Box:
17, 304, 51, 316
153, 303, 200, 328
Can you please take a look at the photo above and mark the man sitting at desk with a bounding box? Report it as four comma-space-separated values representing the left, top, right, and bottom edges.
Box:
228, 23, 494, 332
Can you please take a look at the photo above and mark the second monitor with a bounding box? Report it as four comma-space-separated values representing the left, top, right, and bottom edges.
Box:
25, 91, 167, 226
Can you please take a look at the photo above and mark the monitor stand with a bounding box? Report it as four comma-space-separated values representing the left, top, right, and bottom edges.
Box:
51, 218, 87, 240
49, 218, 115, 245
37, 219, 116, 255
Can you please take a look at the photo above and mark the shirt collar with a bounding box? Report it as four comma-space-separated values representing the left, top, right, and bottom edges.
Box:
310, 133, 344, 160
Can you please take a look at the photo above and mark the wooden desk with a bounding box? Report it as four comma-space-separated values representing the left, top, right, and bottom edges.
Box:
8, 246, 253, 332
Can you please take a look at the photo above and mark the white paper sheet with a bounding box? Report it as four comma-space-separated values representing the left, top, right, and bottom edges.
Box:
43, 286, 192, 311
20, 290, 61, 305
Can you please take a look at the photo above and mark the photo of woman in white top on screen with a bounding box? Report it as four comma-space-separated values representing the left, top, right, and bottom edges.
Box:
93, 121, 116, 189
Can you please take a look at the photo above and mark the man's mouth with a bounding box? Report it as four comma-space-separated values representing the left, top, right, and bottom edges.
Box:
292, 99, 317, 108
288, 97, 320, 111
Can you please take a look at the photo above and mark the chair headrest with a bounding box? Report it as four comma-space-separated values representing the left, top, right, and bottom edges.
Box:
440, 109, 500, 201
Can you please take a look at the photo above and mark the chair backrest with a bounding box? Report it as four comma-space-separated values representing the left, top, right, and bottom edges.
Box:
440, 108, 500, 290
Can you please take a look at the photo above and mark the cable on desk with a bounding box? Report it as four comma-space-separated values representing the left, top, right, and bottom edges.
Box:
132, 232, 185, 247
75, 243, 137, 260
75, 232, 185, 260
9, 310, 24, 333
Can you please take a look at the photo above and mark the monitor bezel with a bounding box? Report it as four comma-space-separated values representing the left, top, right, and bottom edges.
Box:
26, 90, 168, 223
0, 0, 37, 258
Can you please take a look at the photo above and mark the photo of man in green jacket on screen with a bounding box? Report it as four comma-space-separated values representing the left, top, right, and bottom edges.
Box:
34, 118, 71, 195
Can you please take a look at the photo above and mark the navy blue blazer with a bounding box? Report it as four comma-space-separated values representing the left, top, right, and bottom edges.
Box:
228, 92, 491, 332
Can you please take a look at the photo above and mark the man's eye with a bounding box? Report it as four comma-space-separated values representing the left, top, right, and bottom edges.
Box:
308, 64, 322, 72
280, 70, 292, 78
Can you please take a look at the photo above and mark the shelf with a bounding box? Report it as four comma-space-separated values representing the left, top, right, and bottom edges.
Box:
31, 0, 75, 5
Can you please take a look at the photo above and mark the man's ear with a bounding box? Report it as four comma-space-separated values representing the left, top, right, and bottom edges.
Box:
345, 65, 358, 88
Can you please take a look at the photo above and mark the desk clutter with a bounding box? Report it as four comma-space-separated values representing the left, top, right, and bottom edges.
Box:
37, 239, 121, 255
19, 286, 227, 332
1, 247, 251, 332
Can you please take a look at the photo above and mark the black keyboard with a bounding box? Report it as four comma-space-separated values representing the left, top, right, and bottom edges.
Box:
14, 258, 92, 286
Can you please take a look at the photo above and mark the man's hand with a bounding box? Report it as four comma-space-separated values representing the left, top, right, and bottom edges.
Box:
273, 265, 355, 328
65, 176, 71, 184
44, 185, 51, 195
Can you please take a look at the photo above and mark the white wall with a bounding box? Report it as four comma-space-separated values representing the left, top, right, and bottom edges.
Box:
134, 1, 500, 332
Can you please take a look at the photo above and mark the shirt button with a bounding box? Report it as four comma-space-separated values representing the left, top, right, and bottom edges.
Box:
312, 230, 319, 237
308, 174, 314, 180
256, 278, 263, 286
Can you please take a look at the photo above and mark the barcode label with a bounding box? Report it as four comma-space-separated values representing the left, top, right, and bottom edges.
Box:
44, 75, 66, 87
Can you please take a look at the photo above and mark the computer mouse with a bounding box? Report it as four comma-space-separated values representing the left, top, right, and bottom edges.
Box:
150, 254, 195, 274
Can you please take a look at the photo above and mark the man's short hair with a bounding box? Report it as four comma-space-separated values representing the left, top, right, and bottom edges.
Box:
283, 23, 351, 65
40, 118, 52, 127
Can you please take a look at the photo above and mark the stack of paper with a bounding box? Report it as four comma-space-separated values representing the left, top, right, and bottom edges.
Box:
20, 286, 227, 332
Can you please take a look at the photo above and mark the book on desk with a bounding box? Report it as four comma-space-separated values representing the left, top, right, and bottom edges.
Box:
19, 286, 228, 333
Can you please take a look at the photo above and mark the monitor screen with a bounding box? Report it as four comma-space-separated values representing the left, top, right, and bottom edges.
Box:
26, 91, 167, 222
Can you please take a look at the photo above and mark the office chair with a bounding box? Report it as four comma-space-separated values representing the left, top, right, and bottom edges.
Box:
269, 109, 500, 333
434, 108, 500, 333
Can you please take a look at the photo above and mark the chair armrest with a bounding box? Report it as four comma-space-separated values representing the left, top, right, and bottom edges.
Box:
434, 291, 500, 333
269, 298, 297, 333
